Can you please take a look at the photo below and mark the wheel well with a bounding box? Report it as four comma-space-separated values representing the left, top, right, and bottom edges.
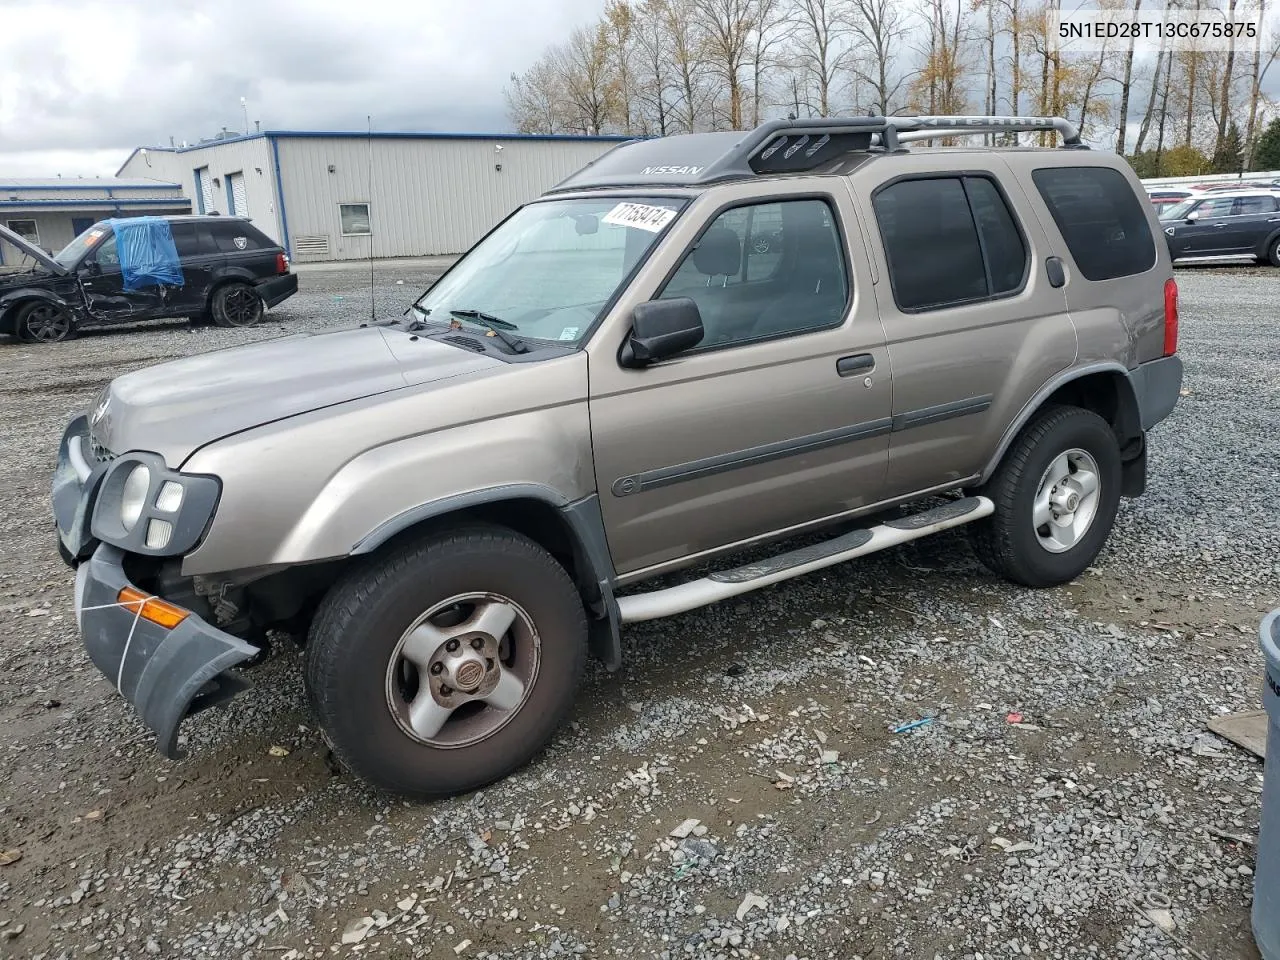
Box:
1031, 370, 1146, 496
238, 498, 598, 644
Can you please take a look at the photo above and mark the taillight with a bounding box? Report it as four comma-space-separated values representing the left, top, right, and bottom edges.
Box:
275, 252, 289, 274
1163, 277, 1178, 356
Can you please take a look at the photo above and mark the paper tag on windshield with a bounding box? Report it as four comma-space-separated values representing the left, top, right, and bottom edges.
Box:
558, 326, 580, 341
602, 202, 677, 233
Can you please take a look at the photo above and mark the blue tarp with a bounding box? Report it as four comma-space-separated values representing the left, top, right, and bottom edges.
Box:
108, 217, 183, 292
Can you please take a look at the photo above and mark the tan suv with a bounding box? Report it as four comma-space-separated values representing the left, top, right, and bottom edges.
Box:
51, 115, 1183, 797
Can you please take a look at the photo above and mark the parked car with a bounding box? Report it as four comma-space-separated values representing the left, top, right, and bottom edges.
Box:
51, 114, 1182, 798
0, 215, 297, 343
1158, 189, 1280, 264
1146, 188, 1200, 213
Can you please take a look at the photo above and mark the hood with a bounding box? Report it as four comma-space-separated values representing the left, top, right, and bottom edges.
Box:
0, 224, 66, 275
91, 326, 502, 465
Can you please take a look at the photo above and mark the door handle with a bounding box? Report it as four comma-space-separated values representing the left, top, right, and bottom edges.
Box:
1045, 255, 1066, 288
836, 354, 875, 377
1214, 223, 1228, 228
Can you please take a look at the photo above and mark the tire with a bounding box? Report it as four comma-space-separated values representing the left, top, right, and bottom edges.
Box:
969, 405, 1122, 588
14, 301, 76, 343
1266, 235, 1280, 267
304, 524, 588, 798
210, 282, 263, 327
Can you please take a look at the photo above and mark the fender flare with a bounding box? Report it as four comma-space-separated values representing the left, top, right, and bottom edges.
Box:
351, 484, 624, 671
0, 287, 78, 334
978, 361, 1141, 486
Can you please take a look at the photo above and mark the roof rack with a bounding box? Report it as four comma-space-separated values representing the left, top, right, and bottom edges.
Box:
545, 115, 1086, 195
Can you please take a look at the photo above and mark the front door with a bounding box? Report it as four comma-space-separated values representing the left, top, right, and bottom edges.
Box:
588, 180, 892, 579
77, 231, 165, 323
1178, 194, 1238, 254
851, 159, 1073, 497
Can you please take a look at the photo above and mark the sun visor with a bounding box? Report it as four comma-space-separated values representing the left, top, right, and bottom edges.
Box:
109, 218, 184, 292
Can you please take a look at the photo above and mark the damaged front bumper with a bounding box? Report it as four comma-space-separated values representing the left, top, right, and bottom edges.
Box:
55, 416, 257, 758
75, 544, 260, 759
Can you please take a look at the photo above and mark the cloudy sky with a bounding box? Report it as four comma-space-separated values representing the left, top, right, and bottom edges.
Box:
0, 0, 607, 177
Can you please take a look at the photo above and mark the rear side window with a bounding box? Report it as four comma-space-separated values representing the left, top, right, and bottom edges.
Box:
1032, 166, 1156, 281
209, 220, 271, 253
170, 223, 206, 257
1236, 195, 1277, 215
872, 175, 1027, 312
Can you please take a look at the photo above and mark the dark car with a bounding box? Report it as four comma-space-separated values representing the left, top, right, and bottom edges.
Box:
1159, 190, 1280, 265
0, 215, 298, 344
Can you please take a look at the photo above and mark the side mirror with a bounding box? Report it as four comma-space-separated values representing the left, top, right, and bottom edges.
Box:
85, 260, 102, 275
623, 298, 704, 366
1186, 211, 1200, 223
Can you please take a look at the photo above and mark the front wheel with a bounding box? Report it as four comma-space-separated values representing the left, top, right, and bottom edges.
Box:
969, 405, 1122, 587
304, 524, 587, 798
15, 301, 76, 343
210, 282, 264, 327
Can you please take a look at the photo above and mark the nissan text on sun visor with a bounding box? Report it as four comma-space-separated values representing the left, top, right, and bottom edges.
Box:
109, 218, 184, 292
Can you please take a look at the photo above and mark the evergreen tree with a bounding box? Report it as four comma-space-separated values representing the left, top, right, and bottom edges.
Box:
1211, 122, 1245, 174
1253, 118, 1280, 171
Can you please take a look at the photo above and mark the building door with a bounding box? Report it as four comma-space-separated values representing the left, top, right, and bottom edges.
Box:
195, 167, 213, 214
226, 172, 248, 217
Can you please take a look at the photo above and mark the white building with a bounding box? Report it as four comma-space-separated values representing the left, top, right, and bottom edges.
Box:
116, 130, 632, 262
0, 178, 190, 266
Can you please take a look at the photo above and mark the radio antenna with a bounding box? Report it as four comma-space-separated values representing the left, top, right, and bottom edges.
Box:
367, 113, 376, 321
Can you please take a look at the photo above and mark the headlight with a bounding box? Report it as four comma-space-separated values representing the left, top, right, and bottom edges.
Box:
119, 465, 151, 531
90, 453, 221, 557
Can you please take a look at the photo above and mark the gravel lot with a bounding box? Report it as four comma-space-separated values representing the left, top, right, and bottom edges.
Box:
0, 262, 1275, 960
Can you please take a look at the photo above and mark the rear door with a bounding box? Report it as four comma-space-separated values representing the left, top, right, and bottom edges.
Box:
170, 221, 221, 316
209, 220, 280, 279
851, 155, 1073, 496
1221, 194, 1280, 253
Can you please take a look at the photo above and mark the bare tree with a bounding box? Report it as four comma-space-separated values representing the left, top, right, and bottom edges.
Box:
1116, 0, 1142, 153
694, 0, 756, 127
631, 0, 677, 135
790, 0, 849, 117
506, 61, 568, 134
847, 0, 910, 113
664, 0, 715, 131
555, 24, 617, 134
603, 1, 638, 133
1214, 0, 1241, 155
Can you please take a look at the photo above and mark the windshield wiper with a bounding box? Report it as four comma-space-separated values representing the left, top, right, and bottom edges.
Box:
449, 309, 528, 354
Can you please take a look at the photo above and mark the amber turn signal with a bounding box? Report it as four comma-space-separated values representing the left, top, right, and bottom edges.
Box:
116, 587, 189, 630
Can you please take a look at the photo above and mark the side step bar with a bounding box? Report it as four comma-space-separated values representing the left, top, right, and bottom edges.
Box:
616, 496, 994, 623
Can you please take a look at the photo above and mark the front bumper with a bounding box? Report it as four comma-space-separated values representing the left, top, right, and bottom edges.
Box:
256, 272, 299, 309
76, 544, 260, 759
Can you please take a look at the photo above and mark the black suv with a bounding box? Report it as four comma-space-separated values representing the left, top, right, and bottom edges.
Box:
0, 215, 298, 343
1159, 189, 1280, 266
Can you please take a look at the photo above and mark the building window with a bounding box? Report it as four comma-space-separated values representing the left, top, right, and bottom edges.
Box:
340, 203, 371, 236
6, 219, 39, 245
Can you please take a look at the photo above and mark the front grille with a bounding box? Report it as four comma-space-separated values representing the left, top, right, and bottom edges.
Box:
89, 437, 116, 463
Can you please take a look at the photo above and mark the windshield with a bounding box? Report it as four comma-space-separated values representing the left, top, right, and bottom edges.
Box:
1160, 198, 1200, 221
54, 222, 112, 268
413, 196, 686, 344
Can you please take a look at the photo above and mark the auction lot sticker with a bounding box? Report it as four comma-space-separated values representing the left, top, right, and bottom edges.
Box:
602, 202, 678, 233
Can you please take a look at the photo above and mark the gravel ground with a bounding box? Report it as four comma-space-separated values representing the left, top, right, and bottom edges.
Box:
0, 263, 1275, 960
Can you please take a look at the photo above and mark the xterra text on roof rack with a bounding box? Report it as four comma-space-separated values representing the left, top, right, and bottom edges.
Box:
51, 115, 1183, 797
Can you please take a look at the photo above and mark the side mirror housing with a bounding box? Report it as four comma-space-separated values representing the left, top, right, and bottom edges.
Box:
622, 298, 704, 367
1185, 211, 1200, 223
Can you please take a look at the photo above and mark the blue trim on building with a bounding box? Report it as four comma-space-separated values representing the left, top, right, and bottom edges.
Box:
0, 198, 191, 209
0, 182, 182, 192
269, 135, 292, 258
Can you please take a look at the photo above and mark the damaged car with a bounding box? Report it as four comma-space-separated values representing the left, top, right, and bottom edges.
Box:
1, 215, 297, 343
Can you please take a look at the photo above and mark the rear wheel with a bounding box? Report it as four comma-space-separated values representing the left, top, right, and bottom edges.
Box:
304, 524, 587, 798
15, 301, 76, 343
1267, 235, 1280, 267
969, 405, 1122, 587
210, 282, 263, 327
